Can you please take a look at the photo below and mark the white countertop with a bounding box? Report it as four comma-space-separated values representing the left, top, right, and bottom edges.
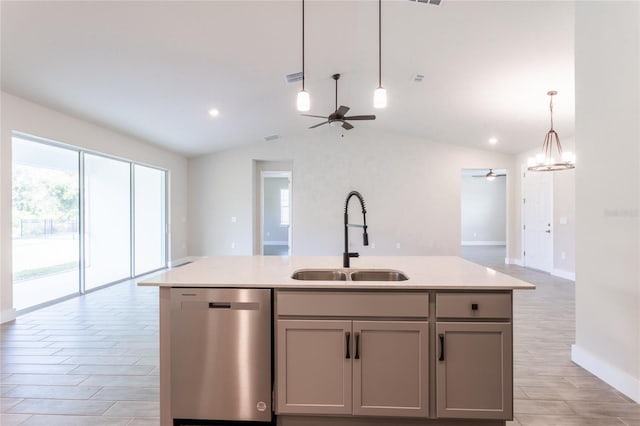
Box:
140, 256, 535, 290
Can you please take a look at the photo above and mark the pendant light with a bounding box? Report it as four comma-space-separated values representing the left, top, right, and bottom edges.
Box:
528, 91, 575, 171
296, 0, 310, 112
373, 0, 387, 109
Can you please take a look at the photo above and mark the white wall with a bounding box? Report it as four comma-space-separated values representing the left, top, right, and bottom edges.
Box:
188, 129, 516, 259
512, 140, 576, 278
0, 92, 189, 322
573, 1, 640, 403
461, 174, 506, 245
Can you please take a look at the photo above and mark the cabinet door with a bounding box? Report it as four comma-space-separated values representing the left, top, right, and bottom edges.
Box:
276, 320, 352, 415
352, 321, 429, 417
436, 322, 513, 419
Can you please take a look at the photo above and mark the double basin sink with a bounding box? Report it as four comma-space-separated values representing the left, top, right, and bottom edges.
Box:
291, 269, 408, 282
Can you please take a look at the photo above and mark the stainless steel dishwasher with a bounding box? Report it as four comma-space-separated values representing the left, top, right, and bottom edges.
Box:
170, 288, 272, 423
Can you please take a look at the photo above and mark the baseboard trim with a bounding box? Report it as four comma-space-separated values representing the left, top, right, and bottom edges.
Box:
1, 308, 17, 324
263, 241, 289, 246
505, 257, 523, 266
168, 256, 201, 268
461, 241, 506, 246
571, 344, 640, 403
552, 268, 575, 281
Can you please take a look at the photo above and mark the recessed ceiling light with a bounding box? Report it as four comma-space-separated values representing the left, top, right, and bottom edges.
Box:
488, 137, 498, 145
208, 108, 220, 118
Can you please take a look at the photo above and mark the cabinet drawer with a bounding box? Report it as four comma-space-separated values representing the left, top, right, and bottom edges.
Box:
436, 292, 511, 319
277, 291, 429, 318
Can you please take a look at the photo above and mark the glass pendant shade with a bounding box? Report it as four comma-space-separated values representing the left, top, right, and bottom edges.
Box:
374, 86, 387, 109
296, 90, 310, 112
486, 175, 496, 181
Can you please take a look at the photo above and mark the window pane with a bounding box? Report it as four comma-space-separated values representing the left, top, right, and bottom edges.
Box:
280, 188, 290, 226
12, 137, 80, 310
84, 154, 130, 289
134, 165, 166, 275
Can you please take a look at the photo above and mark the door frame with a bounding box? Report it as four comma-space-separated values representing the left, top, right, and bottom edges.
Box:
521, 165, 554, 272
260, 171, 292, 255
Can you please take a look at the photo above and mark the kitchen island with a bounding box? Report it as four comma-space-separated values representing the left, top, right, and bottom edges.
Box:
141, 255, 535, 426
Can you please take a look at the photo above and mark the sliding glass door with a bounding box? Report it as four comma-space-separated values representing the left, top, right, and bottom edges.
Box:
134, 164, 166, 276
12, 137, 80, 310
12, 134, 168, 311
84, 154, 131, 289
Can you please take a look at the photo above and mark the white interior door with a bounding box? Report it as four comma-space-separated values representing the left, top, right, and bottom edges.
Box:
523, 169, 553, 272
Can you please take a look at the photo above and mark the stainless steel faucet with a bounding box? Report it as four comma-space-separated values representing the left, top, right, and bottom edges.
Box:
343, 191, 369, 267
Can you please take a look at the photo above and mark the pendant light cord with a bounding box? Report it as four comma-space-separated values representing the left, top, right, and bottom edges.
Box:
302, 0, 305, 91
549, 93, 554, 131
378, 0, 382, 88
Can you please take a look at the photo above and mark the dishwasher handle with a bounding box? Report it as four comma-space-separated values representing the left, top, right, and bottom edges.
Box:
180, 301, 260, 311
209, 302, 232, 309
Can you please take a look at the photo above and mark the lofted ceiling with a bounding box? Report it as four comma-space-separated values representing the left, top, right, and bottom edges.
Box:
1, 1, 575, 157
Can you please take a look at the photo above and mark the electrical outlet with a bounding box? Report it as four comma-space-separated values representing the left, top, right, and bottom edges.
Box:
396, 243, 401, 249
371, 242, 376, 249
473, 232, 477, 237
561, 251, 566, 260
231, 242, 235, 249
231, 216, 237, 223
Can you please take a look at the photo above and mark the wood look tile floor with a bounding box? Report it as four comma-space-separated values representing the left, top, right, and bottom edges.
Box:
1, 249, 638, 425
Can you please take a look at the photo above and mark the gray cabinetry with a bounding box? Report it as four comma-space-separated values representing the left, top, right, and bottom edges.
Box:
276, 319, 352, 415
275, 291, 430, 418
436, 292, 513, 420
353, 320, 428, 417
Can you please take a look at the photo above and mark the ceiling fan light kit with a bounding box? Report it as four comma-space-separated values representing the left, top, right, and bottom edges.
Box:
302, 73, 376, 131
527, 91, 575, 172
296, 0, 310, 112
472, 169, 506, 180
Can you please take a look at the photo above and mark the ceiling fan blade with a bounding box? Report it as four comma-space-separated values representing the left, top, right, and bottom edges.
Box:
471, 175, 485, 178
309, 121, 329, 129
344, 115, 376, 120
336, 105, 350, 116
496, 174, 507, 177
301, 114, 328, 119
342, 122, 354, 130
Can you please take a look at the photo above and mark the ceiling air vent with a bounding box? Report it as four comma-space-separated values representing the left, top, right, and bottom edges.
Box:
264, 135, 280, 142
410, 0, 443, 5
412, 73, 425, 83
285, 72, 303, 84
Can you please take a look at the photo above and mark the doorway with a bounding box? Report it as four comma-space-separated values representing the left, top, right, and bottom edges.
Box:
261, 171, 292, 256
460, 169, 507, 267
522, 168, 553, 272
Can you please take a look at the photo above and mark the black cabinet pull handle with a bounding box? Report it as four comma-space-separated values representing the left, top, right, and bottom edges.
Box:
355, 332, 360, 359
439, 334, 445, 361
208, 302, 231, 309
345, 332, 351, 359
471, 303, 478, 311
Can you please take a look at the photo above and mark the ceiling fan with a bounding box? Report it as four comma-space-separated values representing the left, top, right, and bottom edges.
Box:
472, 169, 506, 180
302, 74, 376, 130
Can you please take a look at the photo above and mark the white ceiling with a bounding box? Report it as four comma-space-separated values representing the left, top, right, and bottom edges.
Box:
1, 0, 575, 157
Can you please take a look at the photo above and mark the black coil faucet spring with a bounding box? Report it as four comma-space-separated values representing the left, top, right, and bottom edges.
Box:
343, 191, 369, 268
